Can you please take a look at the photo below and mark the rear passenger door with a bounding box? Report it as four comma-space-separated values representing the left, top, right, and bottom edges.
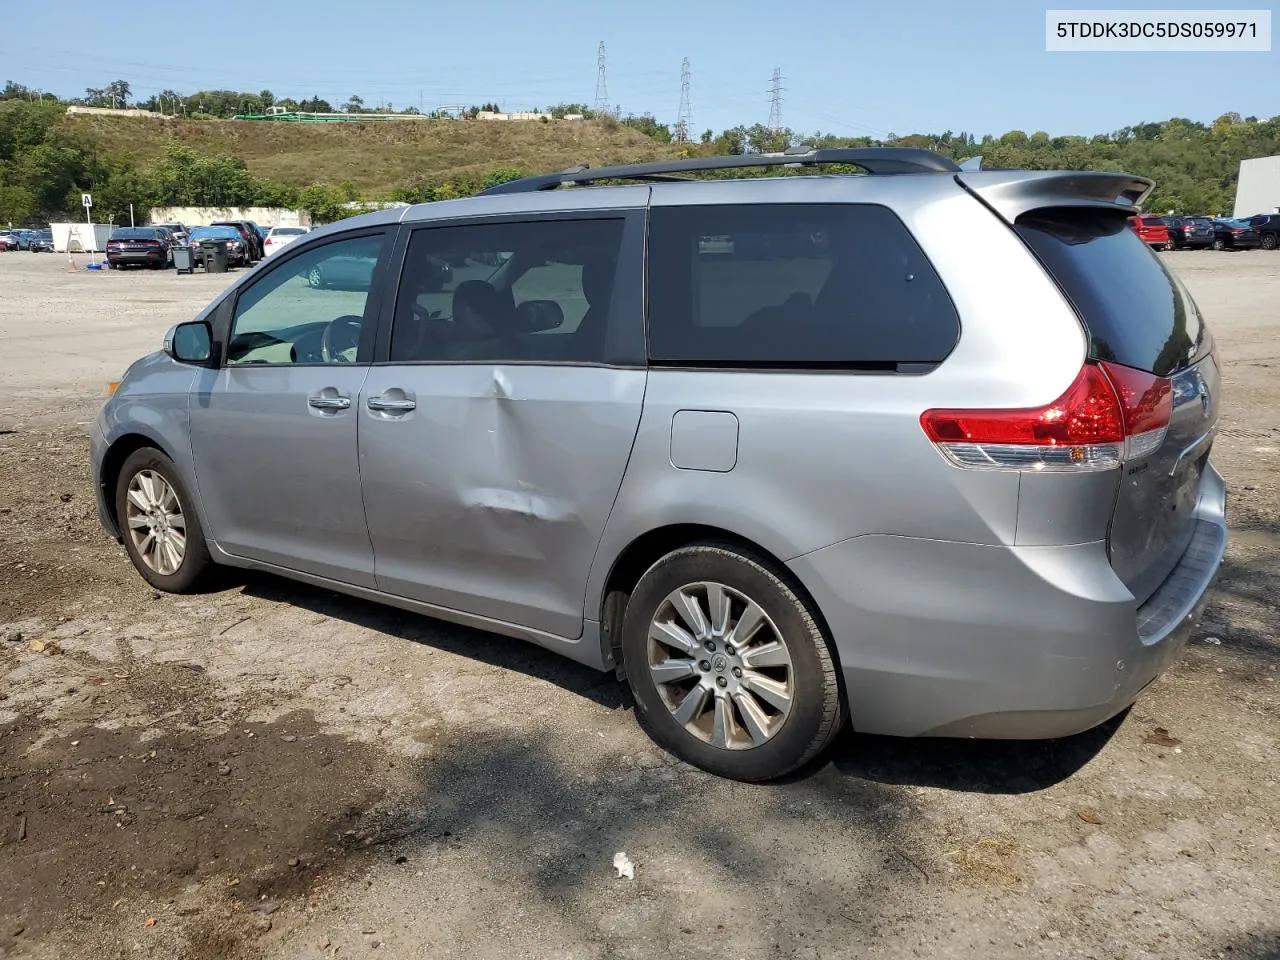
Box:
357, 211, 647, 638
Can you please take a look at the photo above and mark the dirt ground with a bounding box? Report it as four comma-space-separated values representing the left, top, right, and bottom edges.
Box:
0, 251, 1277, 960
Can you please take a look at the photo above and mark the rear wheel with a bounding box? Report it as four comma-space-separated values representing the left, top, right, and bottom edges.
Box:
114, 448, 214, 593
620, 543, 845, 782
1212, 238, 1226, 251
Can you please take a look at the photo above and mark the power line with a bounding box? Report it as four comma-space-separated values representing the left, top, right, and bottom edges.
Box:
594, 42, 610, 117
767, 67, 784, 133
674, 57, 692, 143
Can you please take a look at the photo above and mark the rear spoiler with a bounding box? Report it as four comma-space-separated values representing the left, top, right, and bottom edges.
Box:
955, 170, 1154, 224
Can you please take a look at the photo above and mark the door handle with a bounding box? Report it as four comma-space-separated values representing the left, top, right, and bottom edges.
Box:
308, 395, 351, 410
367, 395, 417, 413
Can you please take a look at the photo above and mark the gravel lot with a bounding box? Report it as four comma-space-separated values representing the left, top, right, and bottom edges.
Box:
0, 250, 1277, 960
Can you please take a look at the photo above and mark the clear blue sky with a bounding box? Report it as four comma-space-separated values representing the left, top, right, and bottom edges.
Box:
3, 0, 1276, 137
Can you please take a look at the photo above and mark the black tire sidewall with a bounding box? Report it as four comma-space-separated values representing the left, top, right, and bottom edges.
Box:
114, 448, 210, 592
621, 545, 840, 782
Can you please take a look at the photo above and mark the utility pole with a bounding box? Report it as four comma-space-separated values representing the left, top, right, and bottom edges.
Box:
767, 67, 784, 134
594, 42, 609, 117
675, 58, 692, 143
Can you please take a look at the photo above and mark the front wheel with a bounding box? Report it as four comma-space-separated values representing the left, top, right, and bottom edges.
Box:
115, 448, 215, 592
1261, 234, 1278, 251
620, 543, 845, 782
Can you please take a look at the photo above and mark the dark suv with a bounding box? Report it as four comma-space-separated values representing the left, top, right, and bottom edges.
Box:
1165, 216, 1215, 250
211, 220, 264, 261
1244, 214, 1280, 250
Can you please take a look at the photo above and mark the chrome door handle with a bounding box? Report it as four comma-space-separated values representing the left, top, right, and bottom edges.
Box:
308, 395, 351, 410
367, 396, 416, 412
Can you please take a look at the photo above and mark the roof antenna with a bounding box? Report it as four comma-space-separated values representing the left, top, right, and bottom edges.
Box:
959, 155, 983, 171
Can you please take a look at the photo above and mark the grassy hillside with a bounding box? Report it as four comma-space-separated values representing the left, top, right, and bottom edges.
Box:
61, 115, 679, 194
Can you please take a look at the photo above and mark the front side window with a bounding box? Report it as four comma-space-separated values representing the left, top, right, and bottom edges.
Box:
646, 203, 960, 368
227, 233, 387, 366
390, 218, 625, 363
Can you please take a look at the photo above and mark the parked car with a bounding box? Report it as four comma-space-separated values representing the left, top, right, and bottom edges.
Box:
1126, 214, 1170, 249
0, 233, 17, 251
105, 227, 174, 269
29, 229, 55, 252
1164, 216, 1215, 250
153, 223, 190, 247
1210, 218, 1261, 250
186, 225, 249, 267
1243, 213, 1280, 250
263, 225, 309, 256
90, 149, 1226, 782
211, 220, 264, 261
0, 229, 29, 250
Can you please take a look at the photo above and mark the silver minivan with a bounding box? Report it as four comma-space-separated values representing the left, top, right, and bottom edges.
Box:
91, 149, 1226, 781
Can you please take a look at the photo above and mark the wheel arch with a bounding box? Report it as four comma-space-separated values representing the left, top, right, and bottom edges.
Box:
98, 432, 177, 538
597, 523, 835, 680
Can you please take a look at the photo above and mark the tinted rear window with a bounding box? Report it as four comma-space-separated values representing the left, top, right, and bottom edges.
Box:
646, 203, 959, 368
111, 228, 159, 240
1015, 209, 1209, 377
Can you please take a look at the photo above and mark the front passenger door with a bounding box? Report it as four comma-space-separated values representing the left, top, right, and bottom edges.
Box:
189, 230, 390, 586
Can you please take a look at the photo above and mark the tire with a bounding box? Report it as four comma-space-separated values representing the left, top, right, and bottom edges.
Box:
306, 264, 324, 288
620, 542, 845, 782
1211, 238, 1226, 251
1262, 234, 1278, 251
114, 447, 215, 593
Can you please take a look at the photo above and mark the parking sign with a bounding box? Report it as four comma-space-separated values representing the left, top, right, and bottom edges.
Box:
82, 193, 93, 208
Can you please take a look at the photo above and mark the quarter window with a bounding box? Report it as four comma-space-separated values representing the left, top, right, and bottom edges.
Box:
646, 203, 960, 368
227, 234, 386, 365
390, 218, 625, 363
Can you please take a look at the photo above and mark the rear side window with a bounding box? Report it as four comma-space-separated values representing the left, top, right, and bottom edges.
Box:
1015, 209, 1209, 377
646, 203, 959, 368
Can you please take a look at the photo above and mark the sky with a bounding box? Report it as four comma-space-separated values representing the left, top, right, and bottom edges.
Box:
2, 0, 1277, 139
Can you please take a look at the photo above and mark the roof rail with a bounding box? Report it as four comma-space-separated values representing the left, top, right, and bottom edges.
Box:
479, 147, 962, 195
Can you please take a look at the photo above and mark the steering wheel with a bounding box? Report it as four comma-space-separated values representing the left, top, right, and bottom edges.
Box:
321, 315, 363, 363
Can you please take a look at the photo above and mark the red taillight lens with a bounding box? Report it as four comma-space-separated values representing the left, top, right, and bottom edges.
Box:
921, 362, 1171, 471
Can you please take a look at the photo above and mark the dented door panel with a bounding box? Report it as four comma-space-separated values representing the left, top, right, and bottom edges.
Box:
358, 364, 646, 638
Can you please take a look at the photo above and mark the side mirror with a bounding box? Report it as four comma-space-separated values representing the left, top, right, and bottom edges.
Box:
514, 299, 565, 332
164, 321, 214, 365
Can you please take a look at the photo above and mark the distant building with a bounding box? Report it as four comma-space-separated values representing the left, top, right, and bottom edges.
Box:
1234, 155, 1280, 217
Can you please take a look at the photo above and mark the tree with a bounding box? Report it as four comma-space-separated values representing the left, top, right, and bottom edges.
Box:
259, 89, 275, 110
106, 80, 131, 107
345, 94, 365, 114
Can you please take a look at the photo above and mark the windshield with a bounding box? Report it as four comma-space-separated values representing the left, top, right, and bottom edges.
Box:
189, 227, 241, 240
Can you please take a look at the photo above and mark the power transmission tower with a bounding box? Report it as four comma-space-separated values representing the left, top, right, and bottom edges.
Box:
767, 67, 784, 133
594, 42, 610, 117
675, 58, 692, 143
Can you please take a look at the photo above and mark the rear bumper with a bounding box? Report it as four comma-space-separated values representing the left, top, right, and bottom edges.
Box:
789, 463, 1227, 739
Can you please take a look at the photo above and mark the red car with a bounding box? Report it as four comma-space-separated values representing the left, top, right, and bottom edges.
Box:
1127, 215, 1171, 250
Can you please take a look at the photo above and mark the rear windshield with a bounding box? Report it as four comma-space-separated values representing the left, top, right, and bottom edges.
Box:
272, 227, 306, 236
189, 227, 241, 239
1015, 209, 1209, 377
111, 228, 159, 240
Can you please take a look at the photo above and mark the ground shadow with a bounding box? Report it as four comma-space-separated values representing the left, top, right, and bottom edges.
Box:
820, 712, 1125, 794
233, 571, 630, 710
1211, 930, 1280, 960
227, 567, 1142, 795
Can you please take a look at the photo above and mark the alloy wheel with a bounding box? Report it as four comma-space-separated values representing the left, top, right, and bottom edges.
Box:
646, 581, 795, 750
124, 470, 187, 576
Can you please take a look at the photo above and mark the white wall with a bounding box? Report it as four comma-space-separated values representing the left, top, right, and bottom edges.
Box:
49, 222, 113, 253
148, 206, 311, 228
1233, 155, 1280, 217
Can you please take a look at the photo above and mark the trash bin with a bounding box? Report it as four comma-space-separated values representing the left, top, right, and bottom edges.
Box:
201, 239, 229, 274
173, 245, 194, 275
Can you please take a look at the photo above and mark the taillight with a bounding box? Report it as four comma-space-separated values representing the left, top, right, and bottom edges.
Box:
920, 362, 1171, 471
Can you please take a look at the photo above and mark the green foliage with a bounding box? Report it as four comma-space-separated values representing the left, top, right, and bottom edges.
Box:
622, 114, 671, 143
149, 144, 256, 206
